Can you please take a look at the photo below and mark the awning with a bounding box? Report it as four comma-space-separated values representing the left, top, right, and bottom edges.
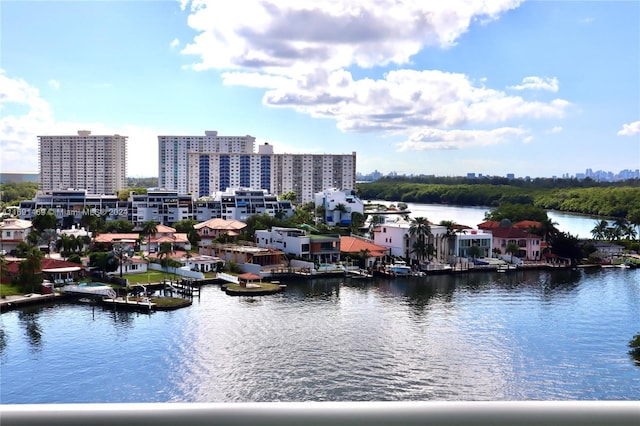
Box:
42, 267, 81, 273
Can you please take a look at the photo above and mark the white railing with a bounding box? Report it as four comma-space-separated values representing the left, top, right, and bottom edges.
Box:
216, 272, 239, 283
0, 401, 636, 426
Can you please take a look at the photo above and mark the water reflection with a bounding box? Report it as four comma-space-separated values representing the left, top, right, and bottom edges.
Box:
17, 309, 43, 352
1, 269, 639, 403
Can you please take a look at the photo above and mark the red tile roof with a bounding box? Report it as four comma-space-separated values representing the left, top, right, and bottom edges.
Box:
514, 220, 542, 230
340, 236, 389, 257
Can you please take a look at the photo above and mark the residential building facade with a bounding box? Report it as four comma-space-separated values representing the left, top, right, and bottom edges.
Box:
158, 130, 255, 193
188, 146, 357, 204
193, 188, 294, 222
255, 227, 341, 264
38, 130, 127, 194
18, 190, 129, 227
0, 218, 33, 254
314, 189, 364, 226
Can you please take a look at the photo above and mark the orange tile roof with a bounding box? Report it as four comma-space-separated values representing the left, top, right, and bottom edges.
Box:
94, 233, 139, 243
514, 220, 542, 229
340, 236, 389, 257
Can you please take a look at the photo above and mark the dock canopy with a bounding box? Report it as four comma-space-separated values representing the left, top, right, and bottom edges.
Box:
238, 273, 262, 281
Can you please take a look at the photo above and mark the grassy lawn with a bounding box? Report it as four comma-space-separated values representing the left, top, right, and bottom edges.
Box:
224, 282, 281, 292
122, 271, 182, 285
0, 283, 28, 297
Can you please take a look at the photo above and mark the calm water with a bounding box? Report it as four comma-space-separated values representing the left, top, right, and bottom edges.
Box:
1, 268, 639, 403
391, 201, 601, 238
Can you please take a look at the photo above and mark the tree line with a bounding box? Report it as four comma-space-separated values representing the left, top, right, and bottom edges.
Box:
357, 178, 640, 218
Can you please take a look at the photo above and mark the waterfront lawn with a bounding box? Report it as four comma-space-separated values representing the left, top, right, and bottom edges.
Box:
123, 271, 182, 285
225, 283, 281, 293
0, 283, 25, 297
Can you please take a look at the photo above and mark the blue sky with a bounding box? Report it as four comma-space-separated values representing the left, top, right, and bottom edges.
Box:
1, 0, 638, 178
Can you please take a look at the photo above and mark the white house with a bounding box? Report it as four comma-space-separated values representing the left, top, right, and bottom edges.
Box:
255, 227, 341, 264
0, 218, 33, 254
314, 189, 364, 226
449, 229, 494, 260
372, 218, 448, 264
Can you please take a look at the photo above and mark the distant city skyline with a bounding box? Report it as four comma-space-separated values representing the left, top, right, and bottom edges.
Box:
1, 1, 638, 179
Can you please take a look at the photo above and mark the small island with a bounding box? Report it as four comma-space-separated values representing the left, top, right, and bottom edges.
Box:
223, 273, 285, 296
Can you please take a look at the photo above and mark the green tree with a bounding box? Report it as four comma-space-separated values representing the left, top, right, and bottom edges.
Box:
140, 220, 158, 252
280, 190, 298, 204
18, 247, 43, 293
80, 213, 105, 235
409, 217, 432, 263
505, 242, 520, 263
173, 219, 200, 247
591, 219, 609, 240
104, 219, 134, 233
438, 220, 458, 261
32, 209, 57, 232
158, 242, 174, 269
112, 243, 134, 278
89, 252, 118, 279
628, 209, 640, 245
468, 244, 483, 260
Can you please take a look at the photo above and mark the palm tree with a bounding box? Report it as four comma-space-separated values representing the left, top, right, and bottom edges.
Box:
505, 242, 520, 263
158, 241, 174, 269
438, 220, 457, 262
112, 243, 134, 278
628, 209, 640, 245
613, 217, 636, 241
19, 247, 43, 293
409, 217, 432, 264
141, 220, 158, 253
591, 220, 608, 240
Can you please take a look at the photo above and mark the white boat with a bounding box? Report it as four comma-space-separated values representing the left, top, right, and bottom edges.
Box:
387, 261, 411, 275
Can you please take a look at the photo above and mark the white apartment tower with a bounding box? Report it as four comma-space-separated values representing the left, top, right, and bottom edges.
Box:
38, 130, 127, 194
158, 130, 255, 193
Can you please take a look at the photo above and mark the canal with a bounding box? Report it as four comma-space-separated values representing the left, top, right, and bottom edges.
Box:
1, 267, 639, 403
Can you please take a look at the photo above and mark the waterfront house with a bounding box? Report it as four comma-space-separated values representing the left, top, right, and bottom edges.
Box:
372, 218, 448, 264
145, 224, 191, 253
113, 255, 149, 276
4, 257, 84, 285
147, 250, 222, 273
194, 218, 247, 251
489, 227, 542, 260
94, 233, 140, 250
314, 189, 365, 226
449, 229, 494, 260
0, 218, 33, 255
592, 241, 625, 260
339, 235, 389, 269
255, 227, 341, 264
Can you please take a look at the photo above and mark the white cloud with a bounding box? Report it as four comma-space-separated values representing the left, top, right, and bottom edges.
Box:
0, 70, 161, 176
242, 68, 568, 137
508, 76, 559, 92
181, 0, 523, 74
178, 0, 572, 152
617, 120, 640, 136
170, 38, 180, 48
48, 79, 60, 89
397, 127, 527, 151
548, 126, 563, 134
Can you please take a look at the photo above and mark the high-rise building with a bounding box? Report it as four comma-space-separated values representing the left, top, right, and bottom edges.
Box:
158, 130, 255, 193
159, 131, 356, 204
38, 130, 127, 194
187, 143, 357, 204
